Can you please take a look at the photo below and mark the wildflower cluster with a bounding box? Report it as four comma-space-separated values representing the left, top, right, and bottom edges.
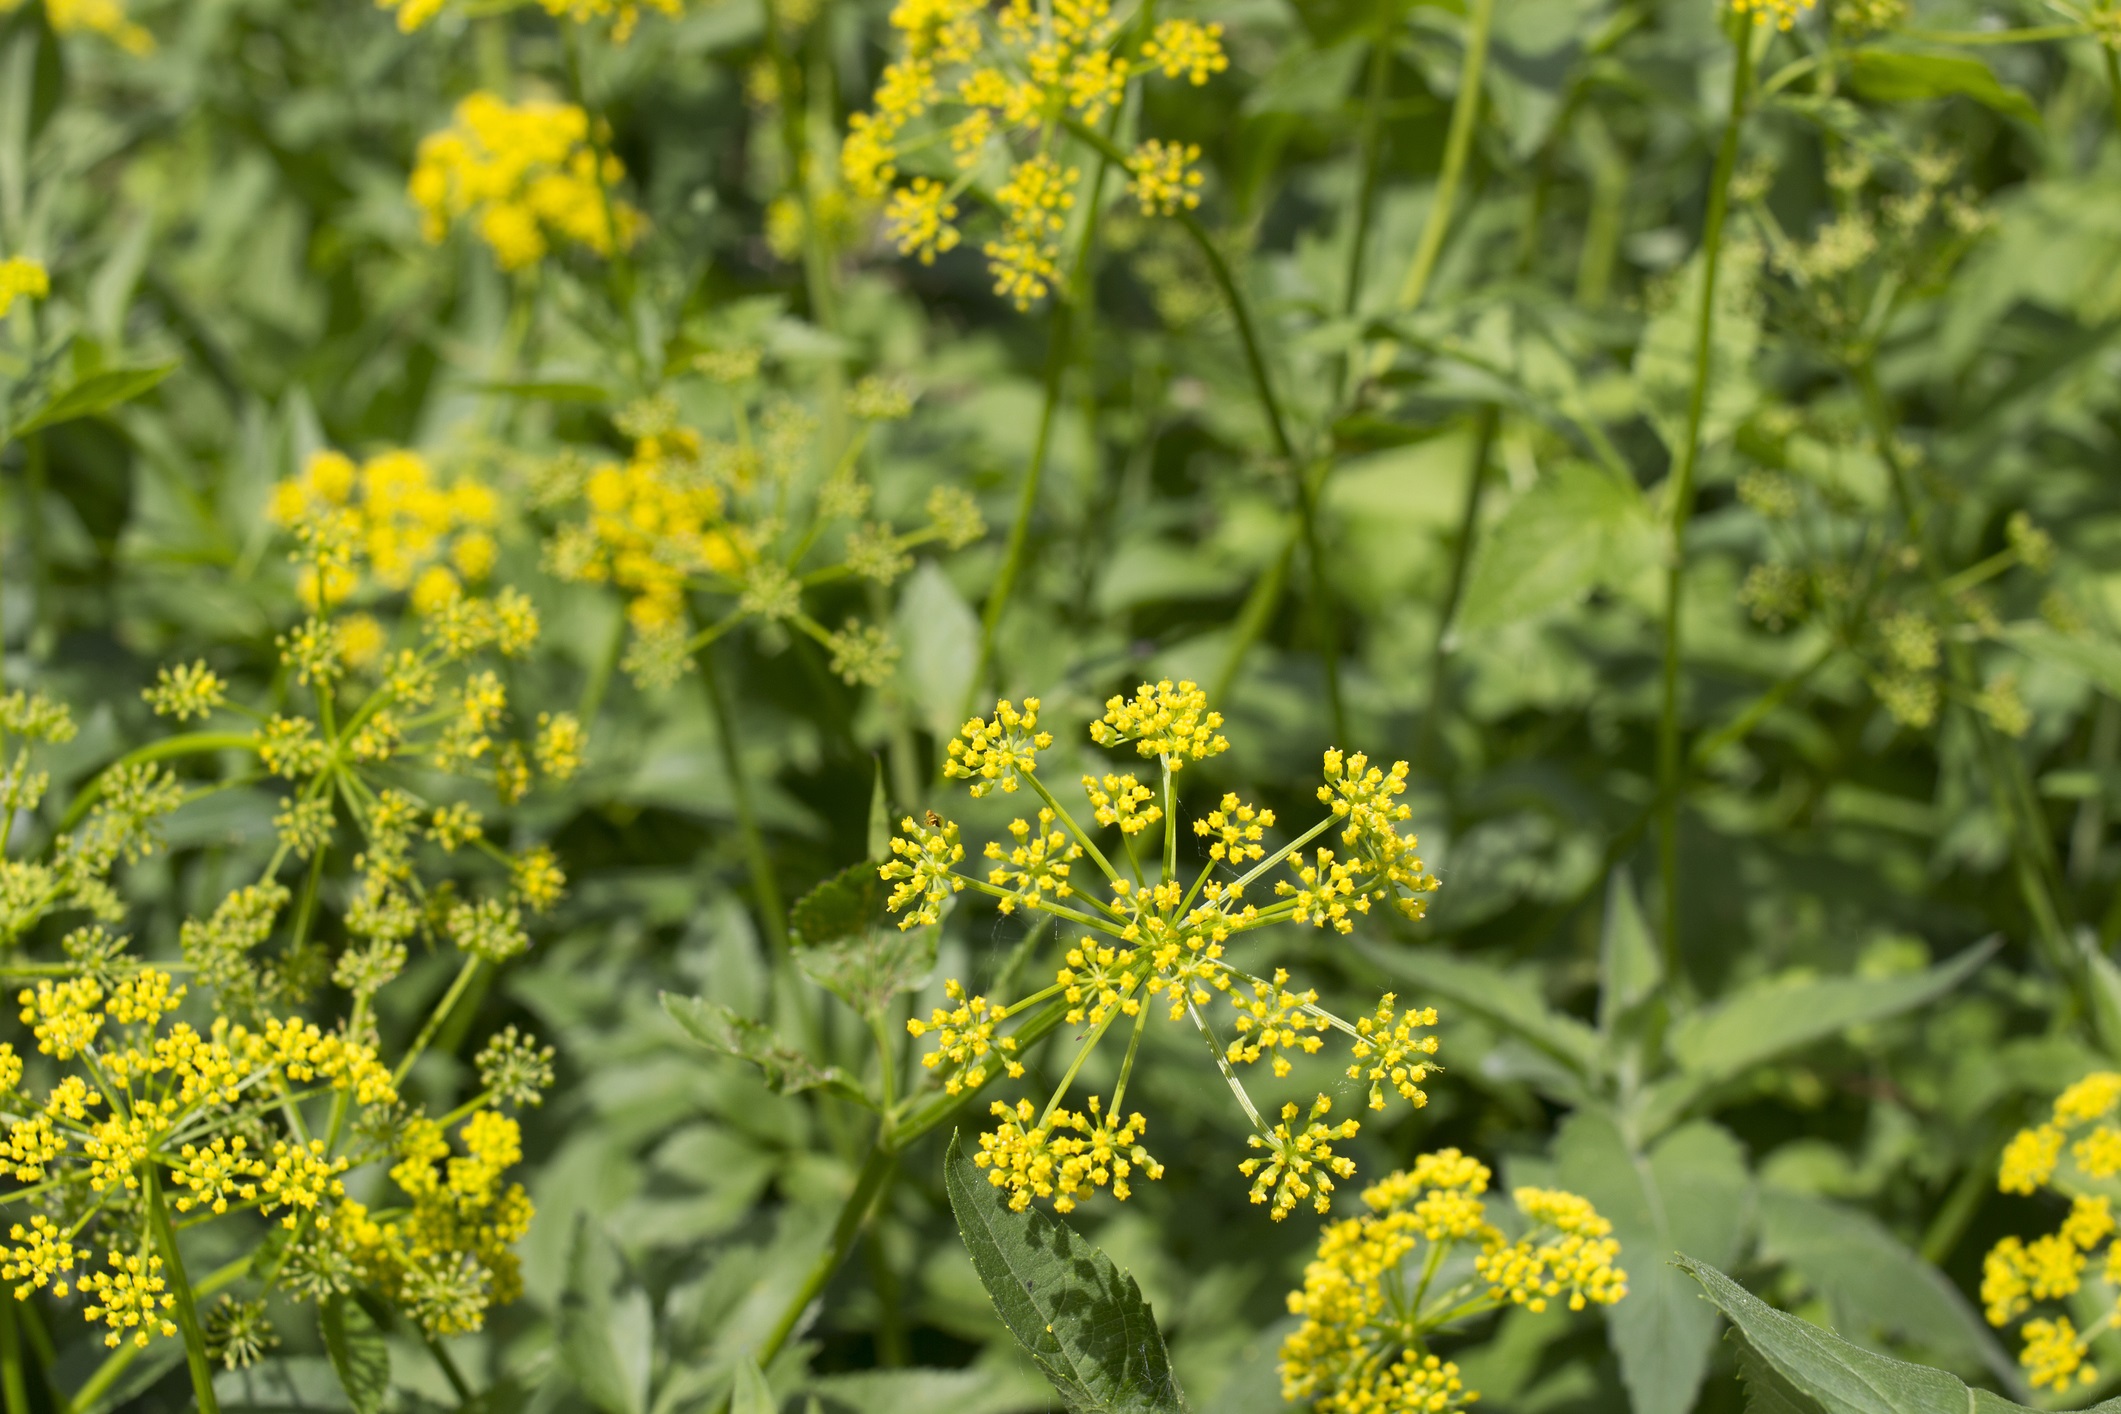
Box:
841, 0, 1229, 306
0, 957, 545, 1347
1982, 1071, 2121, 1390
1, 691, 186, 947
538, 375, 984, 691
1279, 1152, 1626, 1413
410, 93, 641, 271
886, 683, 1444, 1220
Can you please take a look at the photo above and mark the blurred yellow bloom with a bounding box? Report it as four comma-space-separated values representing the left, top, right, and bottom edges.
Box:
409, 93, 641, 271
0, 256, 49, 317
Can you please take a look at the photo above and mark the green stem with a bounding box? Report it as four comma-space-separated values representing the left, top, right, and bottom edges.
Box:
755, 1143, 895, 1370
1211, 531, 1295, 708
56, 733, 259, 831
1393, 0, 1494, 315
972, 296, 1071, 712
394, 957, 483, 1085
2105, 45, 2121, 135
1656, 17, 1755, 979
145, 1168, 221, 1414
697, 642, 788, 951
1414, 405, 1500, 772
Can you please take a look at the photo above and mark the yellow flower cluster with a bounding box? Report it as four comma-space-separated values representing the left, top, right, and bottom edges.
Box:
841, 0, 1228, 307
894, 689, 1449, 1218
1983, 1071, 2121, 1389
882, 813, 966, 928
380, 0, 680, 39
269, 448, 501, 612
335, 1112, 535, 1335
409, 93, 641, 271
1281, 1154, 1625, 1413
1318, 750, 1441, 921
973, 1096, 1163, 1212
539, 384, 978, 692
946, 697, 1054, 796
0, 0, 152, 53
0, 256, 49, 318
1090, 678, 1228, 765
905, 981, 1023, 1093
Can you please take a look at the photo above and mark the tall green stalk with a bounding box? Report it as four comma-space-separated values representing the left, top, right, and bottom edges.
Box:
1392, 0, 1495, 317
1655, 17, 1756, 976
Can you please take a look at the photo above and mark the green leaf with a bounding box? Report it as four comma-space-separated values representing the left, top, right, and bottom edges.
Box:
1455, 459, 1658, 632
1847, 49, 2040, 125
464, 378, 614, 403
896, 562, 979, 743
2004, 622, 2121, 699
15, 359, 179, 433
214, 1358, 353, 1413
1732, 1333, 1830, 1414
317, 1296, 388, 1414
1599, 865, 1662, 1035
1556, 1110, 1753, 1414
1755, 1189, 2020, 1391
1665, 941, 1996, 1085
1677, 1255, 2121, 1414
661, 991, 868, 1101
731, 1357, 776, 1414
1633, 242, 1762, 456
557, 1217, 651, 1414
790, 860, 888, 948
788, 862, 935, 1021
943, 1131, 1188, 1414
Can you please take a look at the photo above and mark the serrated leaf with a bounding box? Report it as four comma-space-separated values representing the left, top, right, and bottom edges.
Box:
1847, 49, 2040, 126
558, 1218, 651, 1414
1455, 459, 1658, 633
791, 860, 888, 948
1756, 1189, 2020, 1392
1556, 1110, 1753, 1414
15, 358, 178, 433
1666, 941, 1995, 1085
943, 1132, 1187, 1414
1679, 1255, 2121, 1414
789, 862, 934, 1020
318, 1296, 388, 1414
661, 991, 866, 1101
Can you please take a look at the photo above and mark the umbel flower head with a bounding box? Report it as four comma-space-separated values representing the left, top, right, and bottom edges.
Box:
888, 684, 1444, 1221
410, 93, 642, 271
1280, 1152, 1626, 1413
1982, 1071, 2121, 1390
537, 374, 984, 692
841, 0, 1229, 307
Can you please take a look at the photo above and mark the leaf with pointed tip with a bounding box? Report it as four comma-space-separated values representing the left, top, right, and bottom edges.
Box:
1679, 1255, 2121, 1414
16, 359, 179, 433
318, 1296, 388, 1414
787, 862, 935, 1021
943, 1132, 1186, 1413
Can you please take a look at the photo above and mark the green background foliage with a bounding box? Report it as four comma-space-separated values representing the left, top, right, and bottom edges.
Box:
8, 0, 2121, 1404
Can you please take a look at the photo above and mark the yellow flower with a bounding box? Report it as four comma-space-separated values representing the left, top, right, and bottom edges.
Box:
1730, 0, 1817, 25
885, 177, 963, 264
1125, 139, 1204, 216
945, 698, 1054, 796
1139, 19, 1226, 83
81, 1249, 178, 1348
409, 93, 641, 271
0, 256, 51, 317
1, 1216, 88, 1299
1239, 1094, 1359, 1220
1091, 679, 1228, 765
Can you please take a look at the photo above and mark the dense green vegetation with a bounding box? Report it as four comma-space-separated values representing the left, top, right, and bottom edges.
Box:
6, 0, 2121, 1407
